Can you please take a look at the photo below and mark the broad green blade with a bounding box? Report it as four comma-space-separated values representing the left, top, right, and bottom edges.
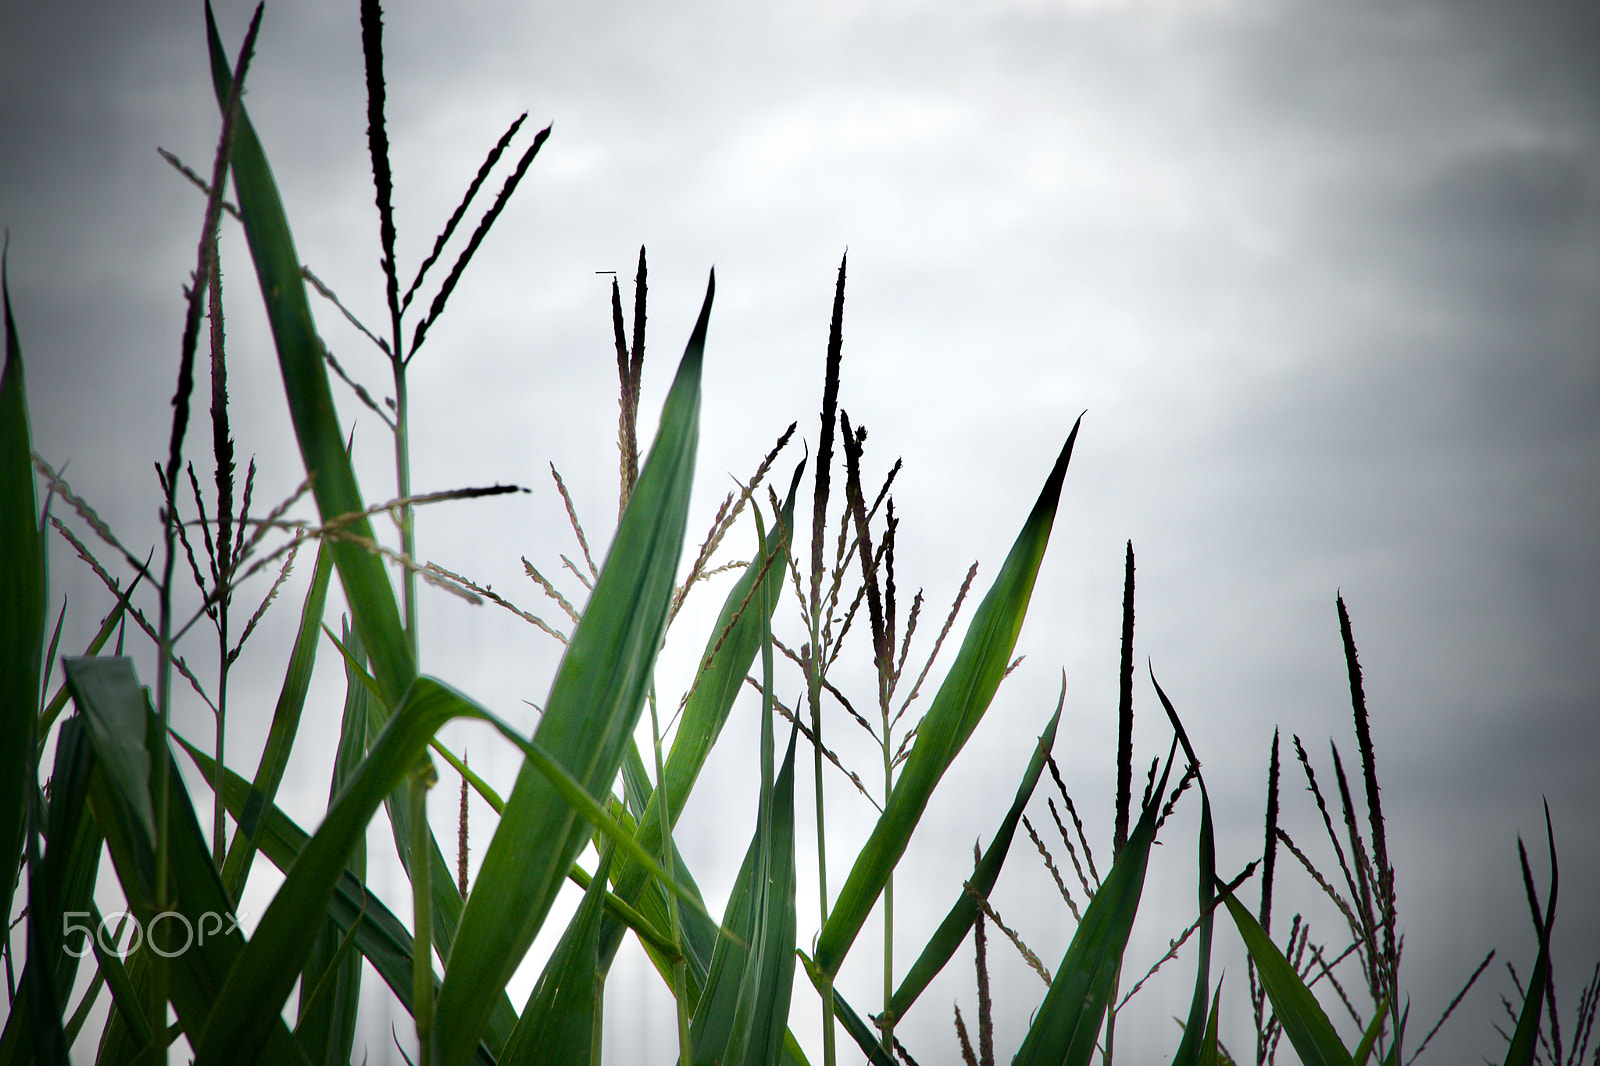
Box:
1352, 999, 1389, 1066
221, 540, 333, 900
599, 471, 799, 971
1217, 883, 1353, 1066
189, 676, 481, 1065
796, 952, 895, 1066
0, 259, 44, 938
205, 4, 413, 708
177, 734, 504, 1065
62, 659, 155, 845
888, 691, 1063, 1023
1012, 746, 1174, 1066
65, 657, 308, 1064
434, 275, 711, 1066
689, 731, 799, 1066
297, 618, 368, 1066
815, 419, 1080, 978
498, 849, 616, 1065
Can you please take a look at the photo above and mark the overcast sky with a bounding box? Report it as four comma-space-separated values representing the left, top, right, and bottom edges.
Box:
4, 1, 1597, 1063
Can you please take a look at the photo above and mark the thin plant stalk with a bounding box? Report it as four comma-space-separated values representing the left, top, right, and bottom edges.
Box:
810, 252, 847, 1066
154, 12, 259, 1059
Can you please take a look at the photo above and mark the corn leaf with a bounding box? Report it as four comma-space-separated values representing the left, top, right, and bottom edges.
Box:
690, 731, 799, 1066
599, 468, 799, 971
1153, 671, 1216, 1066
796, 952, 896, 1066
176, 733, 504, 1065
815, 417, 1081, 978
221, 540, 333, 900
1012, 743, 1175, 1066
497, 848, 616, 1065
1217, 881, 1353, 1066
296, 618, 368, 1066
204, 3, 414, 708
433, 274, 711, 1066
1352, 999, 1390, 1066
64, 657, 310, 1064
1503, 808, 1558, 1066
888, 689, 1063, 1024
0, 257, 43, 938
189, 675, 482, 1065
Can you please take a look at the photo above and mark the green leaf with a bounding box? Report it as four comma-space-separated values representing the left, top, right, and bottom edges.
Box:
1200, 986, 1222, 1066
1217, 881, 1353, 1066
815, 417, 1081, 979
498, 848, 616, 1065
888, 687, 1063, 1024
205, 3, 414, 708
599, 466, 800, 972
434, 274, 712, 1066
1152, 672, 1216, 1066
62, 659, 156, 845
190, 676, 478, 1065
690, 731, 799, 1066
176, 733, 504, 1066
1012, 742, 1175, 1066
0, 255, 44, 940
221, 540, 333, 900
796, 952, 896, 1066
297, 617, 368, 1066
1503, 808, 1558, 1066
66, 657, 308, 1064
1352, 998, 1390, 1066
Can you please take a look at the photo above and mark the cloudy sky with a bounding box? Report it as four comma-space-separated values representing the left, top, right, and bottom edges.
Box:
3, 0, 1597, 1062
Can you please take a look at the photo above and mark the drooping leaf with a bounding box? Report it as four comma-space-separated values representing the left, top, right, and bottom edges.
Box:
178, 733, 505, 1065
65, 656, 309, 1064
189, 675, 481, 1065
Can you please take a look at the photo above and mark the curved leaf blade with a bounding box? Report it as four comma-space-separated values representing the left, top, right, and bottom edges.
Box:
433, 276, 711, 1066
815, 418, 1081, 978
1217, 881, 1353, 1066
887, 689, 1063, 1024
204, 4, 413, 707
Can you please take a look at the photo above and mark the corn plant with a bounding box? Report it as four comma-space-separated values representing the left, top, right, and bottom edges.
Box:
0, 3, 1589, 1066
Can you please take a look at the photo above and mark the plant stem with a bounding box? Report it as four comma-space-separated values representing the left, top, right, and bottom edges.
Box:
881, 700, 894, 1055
392, 355, 417, 660
806, 639, 836, 1066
